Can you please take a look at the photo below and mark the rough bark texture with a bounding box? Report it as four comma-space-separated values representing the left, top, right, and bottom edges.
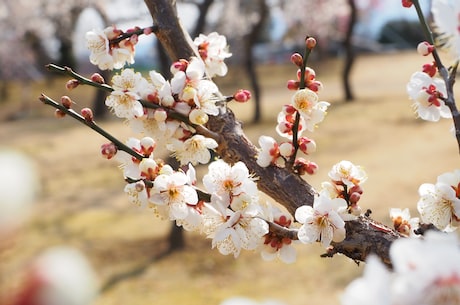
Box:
144, 0, 401, 266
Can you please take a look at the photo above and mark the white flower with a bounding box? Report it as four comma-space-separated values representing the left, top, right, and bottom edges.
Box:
341, 255, 392, 305
124, 181, 149, 207
259, 204, 297, 264
291, 88, 330, 132
194, 32, 232, 77
106, 69, 149, 119
256, 135, 283, 167
417, 171, 460, 231
295, 192, 347, 247
203, 202, 268, 258
390, 231, 460, 305
150, 172, 198, 220
0, 150, 39, 232
406, 71, 451, 122
27, 246, 99, 305
86, 26, 135, 70
168, 135, 218, 166
389, 208, 419, 237
203, 159, 259, 207
432, 0, 460, 61
115, 137, 143, 179
328, 160, 367, 187
341, 231, 460, 305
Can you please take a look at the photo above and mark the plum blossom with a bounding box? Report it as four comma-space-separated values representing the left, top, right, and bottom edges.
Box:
260, 204, 297, 264
203, 159, 259, 207
106, 69, 149, 119
328, 160, 367, 188
432, 0, 460, 61
341, 231, 460, 305
86, 26, 136, 70
202, 201, 268, 258
168, 134, 218, 166
290, 88, 330, 132
389, 208, 419, 237
406, 71, 451, 122
417, 169, 460, 231
341, 255, 392, 305
256, 135, 283, 167
295, 191, 347, 247
194, 32, 232, 77
150, 172, 198, 220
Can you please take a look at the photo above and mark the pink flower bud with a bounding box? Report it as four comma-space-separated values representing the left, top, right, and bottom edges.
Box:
298, 137, 316, 154
81, 108, 94, 122
65, 79, 79, 90
305, 37, 317, 49
90, 73, 105, 84
279, 142, 294, 158
293, 158, 318, 175
61, 95, 73, 109
401, 0, 413, 8
349, 192, 361, 205
305, 161, 318, 175
282, 104, 297, 115
417, 41, 434, 56
140, 137, 156, 156
233, 89, 251, 103
349, 185, 363, 195
304, 67, 316, 82
143, 27, 153, 35
101, 143, 117, 159
307, 80, 323, 92
287, 79, 299, 91
170, 59, 188, 74
54, 109, 66, 118
277, 121, 293, 134
290, 53, 303, 67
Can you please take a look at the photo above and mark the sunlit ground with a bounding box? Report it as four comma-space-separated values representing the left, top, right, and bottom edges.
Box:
1, 51, 458, 305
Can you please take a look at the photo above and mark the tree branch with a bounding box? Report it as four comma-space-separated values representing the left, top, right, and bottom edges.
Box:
143, 0, 401, 266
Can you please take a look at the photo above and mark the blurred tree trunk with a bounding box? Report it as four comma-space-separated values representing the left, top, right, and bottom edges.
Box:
342, 0, 357, 102
244, 0, 268, 124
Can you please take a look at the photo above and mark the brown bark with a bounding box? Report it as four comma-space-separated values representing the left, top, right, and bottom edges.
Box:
144, 0, 401, 266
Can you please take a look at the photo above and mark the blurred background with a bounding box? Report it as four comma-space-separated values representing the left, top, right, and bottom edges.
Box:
2, 1, 458, 305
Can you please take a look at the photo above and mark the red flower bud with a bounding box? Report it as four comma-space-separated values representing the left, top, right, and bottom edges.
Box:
305, 37, 317, 49
54, 109, 66, 118
101, 142, 118, 159
233, 89, 251, 103
81, 108, 94, 122
65, 79, 79, 90
401, 0, 413, 8
61, 95, 73, 109
90, 73, 105, 84
287, 79, 299, 91
290, 53, 303, 67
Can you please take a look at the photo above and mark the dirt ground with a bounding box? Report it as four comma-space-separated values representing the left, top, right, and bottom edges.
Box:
1, 51, 459, 305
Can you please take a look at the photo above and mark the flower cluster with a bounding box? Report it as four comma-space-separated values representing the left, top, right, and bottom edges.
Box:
257, 45, 329, 174
341, 231, 460, 305
294, 160, 365, 248
86, 26, 147, 70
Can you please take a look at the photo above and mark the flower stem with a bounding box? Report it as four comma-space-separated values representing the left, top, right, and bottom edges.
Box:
290, 38, 313, 166
39, 94, 144, 160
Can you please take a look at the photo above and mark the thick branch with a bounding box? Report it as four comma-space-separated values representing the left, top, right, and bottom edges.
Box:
143, 0, 401, 266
